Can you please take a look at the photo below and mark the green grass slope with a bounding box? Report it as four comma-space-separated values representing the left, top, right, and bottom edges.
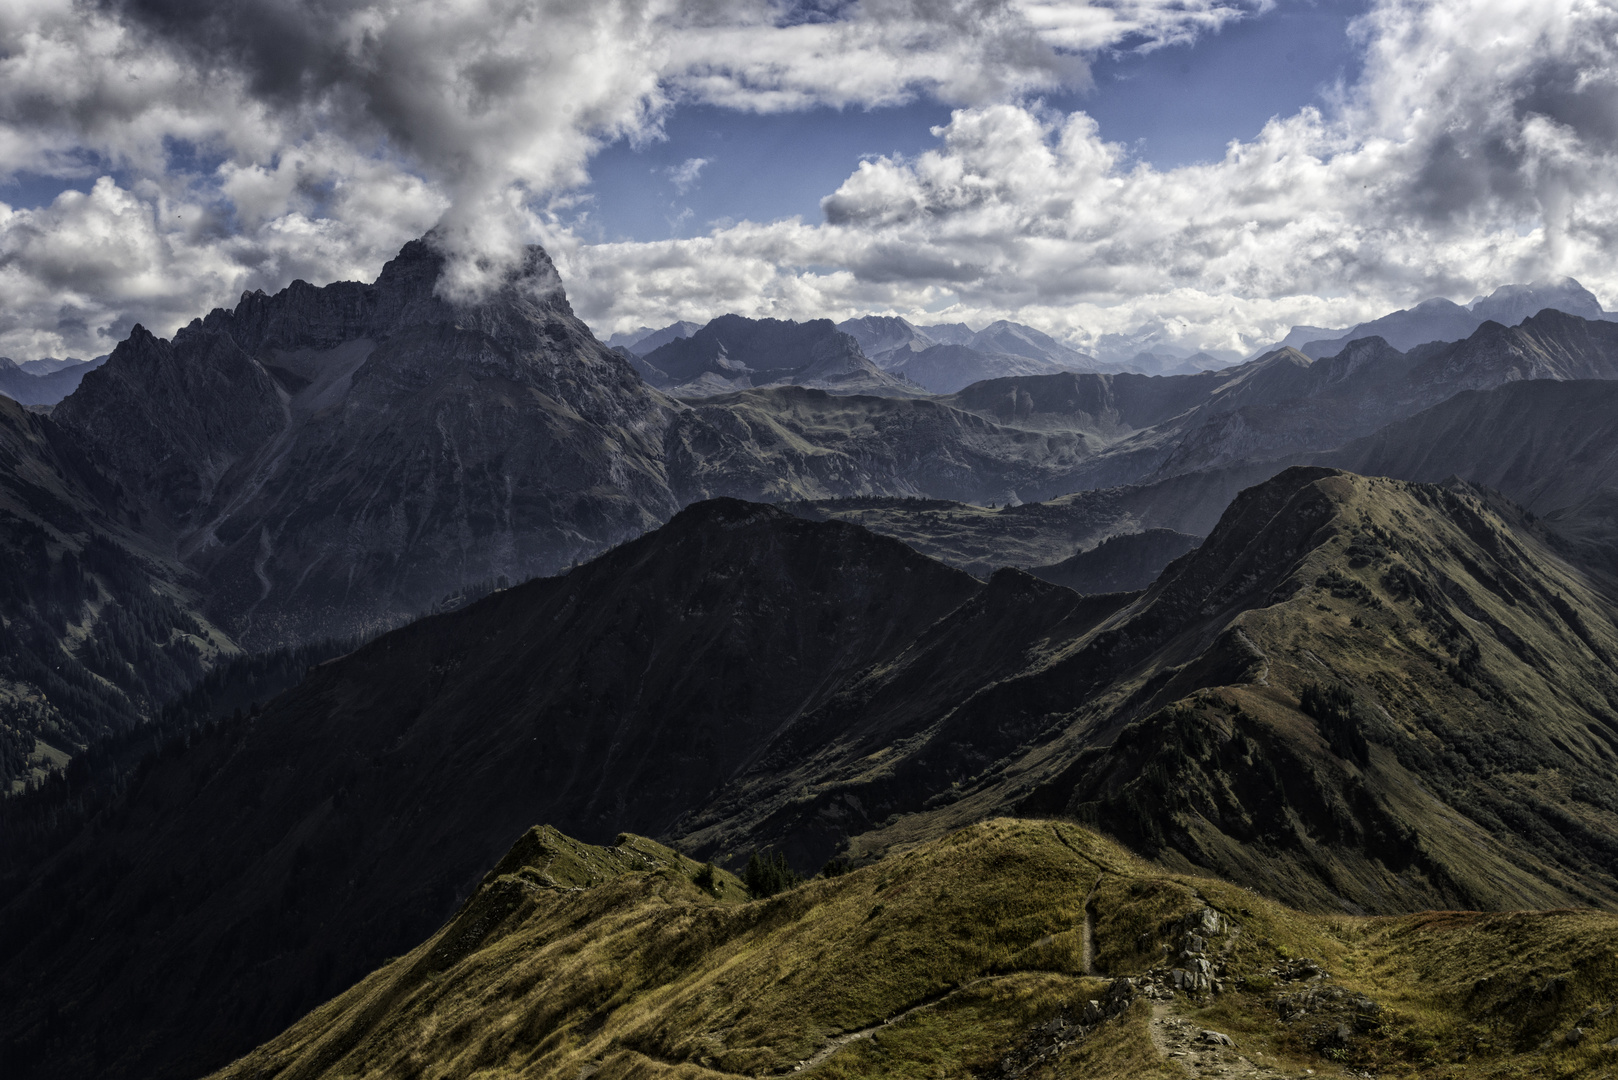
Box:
690, 470, 1618, 917
213, 818, 1618, 1080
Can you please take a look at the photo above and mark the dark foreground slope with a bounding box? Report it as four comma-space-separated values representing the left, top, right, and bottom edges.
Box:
0, 502, 979, 1080
8, 469, 1618, 1080
215, 819, 1618, 1080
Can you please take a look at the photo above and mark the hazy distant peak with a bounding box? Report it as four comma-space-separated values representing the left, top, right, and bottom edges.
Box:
17, 356, 95, 376
968, 320, 1095, 368
914, 322, 977, 346
837, 314, 931, 357
605, 325, 657, 349
1468, 278, 1607, 325
614, 320, 704, 356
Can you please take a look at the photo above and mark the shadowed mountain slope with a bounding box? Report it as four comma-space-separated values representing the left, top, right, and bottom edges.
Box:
1292, 278, 1611, 358
681, 470, 1618, 920
666, 385, 1103, 506
0, 356, 104, 407
0, 396, 233, 793
1319, 378, 1618, 515
1299, 297, 1481, 357
38, 240, 1239, 654
1307, 378, 1618, 586
1062, 310, 1618, 488
784, 462, 1278, 577
31, 241, 1618, 669
639, 315, 912, 396
890, 343, 1079, 394
1028, 528, 1202, 594
0, 501, 979, 1080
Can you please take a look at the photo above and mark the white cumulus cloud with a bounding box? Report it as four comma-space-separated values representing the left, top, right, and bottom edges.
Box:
559, 0, 1618, 356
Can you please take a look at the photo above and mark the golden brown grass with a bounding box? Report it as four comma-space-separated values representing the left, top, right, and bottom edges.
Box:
212, 818, 1618, 1080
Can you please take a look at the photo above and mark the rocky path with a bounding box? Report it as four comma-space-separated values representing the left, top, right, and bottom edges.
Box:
1148, 997, 1364, 1080
1149, 1001, 1273, 1078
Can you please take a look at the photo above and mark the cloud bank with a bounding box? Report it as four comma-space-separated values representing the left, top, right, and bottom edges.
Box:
1, 0, 1614, 361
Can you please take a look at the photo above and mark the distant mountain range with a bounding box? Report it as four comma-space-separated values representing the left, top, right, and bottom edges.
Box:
601, 275, 1613, 394
627, 314, 915, 396
1262, 277, 1614, 358
1, 245, 1615, 764
0, 355, 105, 407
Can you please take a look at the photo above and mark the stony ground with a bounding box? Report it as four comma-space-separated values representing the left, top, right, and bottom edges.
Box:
1150, 1000, 1318, 1079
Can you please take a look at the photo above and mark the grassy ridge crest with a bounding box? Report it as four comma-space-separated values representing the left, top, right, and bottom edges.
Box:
214, 819, 1618, 1080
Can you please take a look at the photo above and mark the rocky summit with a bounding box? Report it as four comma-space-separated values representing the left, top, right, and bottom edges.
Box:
53, 240, 681, 647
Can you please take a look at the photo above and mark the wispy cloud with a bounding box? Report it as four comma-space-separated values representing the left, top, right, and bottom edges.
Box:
663, 157, 710, 194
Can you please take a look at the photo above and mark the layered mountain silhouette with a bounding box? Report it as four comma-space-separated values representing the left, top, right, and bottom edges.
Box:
605, 319, 702, 355
8, 467, 1618, 1080
4, 237, 1618, 761
936, 310, 1618, 491
1258, 277, 1613, 358
0, 356, 104, 407
38, 242, 1211, 652
837, 314, 1103, 392
7, 239, 1618, 785
11, 232, 1618, 1080
634, 314, 912, 395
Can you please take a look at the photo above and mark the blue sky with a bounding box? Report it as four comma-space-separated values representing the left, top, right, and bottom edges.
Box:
581, 0, 1369, 243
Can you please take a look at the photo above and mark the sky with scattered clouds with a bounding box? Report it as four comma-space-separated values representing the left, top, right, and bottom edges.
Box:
1, 0, 1616, 362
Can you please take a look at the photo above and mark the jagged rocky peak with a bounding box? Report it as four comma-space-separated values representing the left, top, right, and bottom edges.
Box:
52, 321, 285, 521
51, 233, 678, 645
195, 235, 587, 359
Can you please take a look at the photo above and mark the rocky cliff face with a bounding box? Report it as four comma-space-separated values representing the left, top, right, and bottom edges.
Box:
56, 240, 682, 646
